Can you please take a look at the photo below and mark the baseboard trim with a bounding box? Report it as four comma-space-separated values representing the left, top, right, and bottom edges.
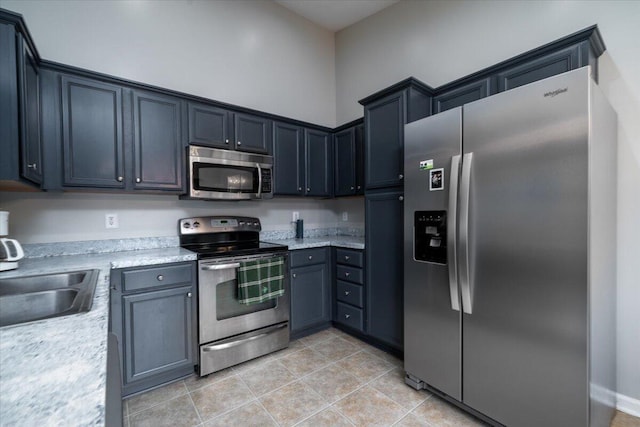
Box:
617, 393, 640, 417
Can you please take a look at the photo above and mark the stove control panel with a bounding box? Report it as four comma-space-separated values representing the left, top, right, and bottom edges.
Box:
179, 216, 261, 235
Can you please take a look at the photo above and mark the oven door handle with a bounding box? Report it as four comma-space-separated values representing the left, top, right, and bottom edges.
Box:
202, 323, 288, 351
201, 262, 241, 271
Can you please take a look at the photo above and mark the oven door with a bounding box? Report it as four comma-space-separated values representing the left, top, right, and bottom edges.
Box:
198, 252, 289, 344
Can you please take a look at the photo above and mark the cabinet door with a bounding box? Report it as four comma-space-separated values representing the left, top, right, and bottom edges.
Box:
304, 129, 332, 197
18, 38, 42, 184
132, 90, 183, 191
61, 76, 125, 188
365, 189, 404, 350
122, 285, 194, 385
187, 102, 231, 149
433, 78, 491, 114
365, 91, 406, 190
497, 45, 581, 92
355, 124, 364, 195
273, 122, 304, 195
233, 112, 272, 154
334, 128, 356, 196
291, 262, 331, 333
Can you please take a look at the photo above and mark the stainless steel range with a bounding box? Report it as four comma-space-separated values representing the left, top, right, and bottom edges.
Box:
179, 216, 289, 376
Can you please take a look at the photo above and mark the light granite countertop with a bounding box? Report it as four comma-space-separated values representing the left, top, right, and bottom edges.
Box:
264, 235, 365, 250
0, 247, 196, 427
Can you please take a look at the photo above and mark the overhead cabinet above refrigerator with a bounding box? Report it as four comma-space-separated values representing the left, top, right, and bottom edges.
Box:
403, 67, 617, 427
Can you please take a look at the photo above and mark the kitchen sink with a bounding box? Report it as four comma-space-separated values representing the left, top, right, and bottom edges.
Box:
0, 270, 100, 327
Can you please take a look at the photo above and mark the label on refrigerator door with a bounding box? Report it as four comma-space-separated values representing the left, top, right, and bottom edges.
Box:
429, 168, 444, 191
419, 159, 434, 170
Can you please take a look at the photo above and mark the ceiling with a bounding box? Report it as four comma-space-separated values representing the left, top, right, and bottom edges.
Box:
275, 0, 400, 32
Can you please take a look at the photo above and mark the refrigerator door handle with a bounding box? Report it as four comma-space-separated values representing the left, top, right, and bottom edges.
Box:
459, 152, 474, 314
447, 155, 461, 311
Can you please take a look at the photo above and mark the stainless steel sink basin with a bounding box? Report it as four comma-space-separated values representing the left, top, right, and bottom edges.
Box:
0, 270, 99, 327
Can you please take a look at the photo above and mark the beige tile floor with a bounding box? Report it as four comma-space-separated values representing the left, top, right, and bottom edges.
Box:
123, 327, 640, 427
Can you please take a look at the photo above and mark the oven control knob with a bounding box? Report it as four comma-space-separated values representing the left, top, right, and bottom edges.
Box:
183, 222, 191, 229
253, 222, 259, 226
193, 221, 200, 228
239, 221, 245, 226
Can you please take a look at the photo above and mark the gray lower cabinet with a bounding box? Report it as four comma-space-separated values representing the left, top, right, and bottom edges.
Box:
110, 262, 197, 396
333, 248, 365, 333
290, 248, 331, 335
365, 189, 404, 350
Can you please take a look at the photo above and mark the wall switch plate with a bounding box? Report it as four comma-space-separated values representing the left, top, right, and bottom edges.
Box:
292, 211, 300, 221
342, 211, 348, 221
105, 213, 119, 229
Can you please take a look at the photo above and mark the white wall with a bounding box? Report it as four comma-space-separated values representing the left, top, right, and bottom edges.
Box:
0, 192, 364, 243
336, 0, 640, 406
0, 0, 336, 126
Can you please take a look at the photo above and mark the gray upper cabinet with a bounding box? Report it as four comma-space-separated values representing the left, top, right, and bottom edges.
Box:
18, 38, 42, 185
364, 91, 406, 190
433, 78, 492, 114
61, 75, 125, 188
334, 123, 364, 196
273, 122, 304, 195
132, 90, 184, 192
273, 124, 332, 197
304, 129, 332, 197
233, 112, 272, 154
497, 44, 583, 92
187, 102, 231, 149
0, 21, 42, 189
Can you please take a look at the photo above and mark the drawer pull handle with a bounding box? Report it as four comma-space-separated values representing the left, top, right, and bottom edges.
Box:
344, 291, 350, 296
345, 272, 350, 277
308, 255, 313, 260
157, 275, 164, 281
292, 273, 296, 278
344, 314, 351, 319
187, 292, 192, 298
344, 256, 350, 261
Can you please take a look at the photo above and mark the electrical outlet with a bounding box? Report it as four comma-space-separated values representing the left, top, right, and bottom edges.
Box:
342, 211, 348, 221
292, 211, 300, 221
105, 213, 119, 229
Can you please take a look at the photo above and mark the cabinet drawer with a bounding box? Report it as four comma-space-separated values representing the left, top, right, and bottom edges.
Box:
122, 263, 193, 292
336, 280, 363, 308
336, 302, 364, 332
335, 248, 363, 268
290, 248, 327, 268
336, 265, 363, 285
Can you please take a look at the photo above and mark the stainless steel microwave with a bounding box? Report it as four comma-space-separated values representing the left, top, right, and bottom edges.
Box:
187, 145, 273, 200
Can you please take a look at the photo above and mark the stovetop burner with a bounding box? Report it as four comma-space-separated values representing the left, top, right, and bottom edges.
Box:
178, 216, 287, 258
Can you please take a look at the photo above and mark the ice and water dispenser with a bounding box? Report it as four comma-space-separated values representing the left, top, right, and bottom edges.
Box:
414, 211, 447, 264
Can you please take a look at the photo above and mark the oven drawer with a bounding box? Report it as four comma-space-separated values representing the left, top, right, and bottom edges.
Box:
290, 248, 327, 267
335, 248, 363, 268
199, 322, 289, 375
336, 302, 364, 332
336, 265, 363, 285
122, 263, 193, 292
336, 280, 363, 308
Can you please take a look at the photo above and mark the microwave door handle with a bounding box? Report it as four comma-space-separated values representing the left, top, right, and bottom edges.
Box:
201, 262, 241, 271
256, 163, 262, 198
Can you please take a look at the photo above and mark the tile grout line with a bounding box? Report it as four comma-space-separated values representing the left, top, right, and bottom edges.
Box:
125, 380, 190, 418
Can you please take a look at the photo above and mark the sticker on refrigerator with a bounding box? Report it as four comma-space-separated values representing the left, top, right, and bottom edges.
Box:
429, 168, 444, 191
419, 159, 434, 170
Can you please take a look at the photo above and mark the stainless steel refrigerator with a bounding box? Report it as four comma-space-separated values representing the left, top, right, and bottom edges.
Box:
403, 67, 617, 427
